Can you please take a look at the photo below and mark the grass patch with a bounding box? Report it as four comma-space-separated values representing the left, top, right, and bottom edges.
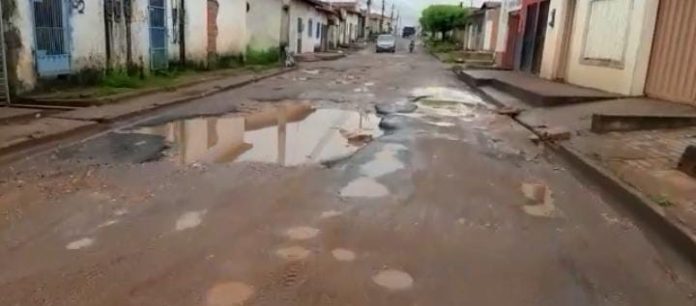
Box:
245, 47, 280, 66
652, 195, 675, 207
426, 39, 459, 53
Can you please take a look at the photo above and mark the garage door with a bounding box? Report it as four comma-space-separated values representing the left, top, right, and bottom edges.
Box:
645, 0, 696, 105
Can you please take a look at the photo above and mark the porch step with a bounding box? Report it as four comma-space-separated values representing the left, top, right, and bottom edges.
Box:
479, 86, 528, 110
455, 69, 621, 107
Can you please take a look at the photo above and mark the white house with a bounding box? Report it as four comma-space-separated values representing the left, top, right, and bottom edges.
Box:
0, 0, 249, 94
289, 0, 329, 54
247, 0, 285, 51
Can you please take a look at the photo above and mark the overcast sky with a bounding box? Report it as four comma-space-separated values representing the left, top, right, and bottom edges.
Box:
324, 0, 486, 27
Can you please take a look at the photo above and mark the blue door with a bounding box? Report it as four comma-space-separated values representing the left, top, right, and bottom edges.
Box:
32, 0, 70, 76
149, 0, 168, 70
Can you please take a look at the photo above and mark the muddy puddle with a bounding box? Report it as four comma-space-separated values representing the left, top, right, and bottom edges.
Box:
127, 103, 382, 166
410, 86, 484, 105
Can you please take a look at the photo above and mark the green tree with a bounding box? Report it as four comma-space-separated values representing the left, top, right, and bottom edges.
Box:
420, 5, 470, 40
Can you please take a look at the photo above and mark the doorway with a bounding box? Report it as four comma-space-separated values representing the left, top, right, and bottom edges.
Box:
297, 17, 303, 54
32, 0, 71, 76
149, 0, 168, 70
519, 0, 550, 74
503, 11, 520, 69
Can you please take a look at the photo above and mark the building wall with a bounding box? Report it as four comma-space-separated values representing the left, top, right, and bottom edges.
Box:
8, 0, 109, 92
247, 0, 283, 50
564, 0, 658, 95
538, 0, 573, 79
185, 0, 209, 63
289, 1, 325, 54
217, 0, 248, 56
494, 0, 522, 64
483, 8, 500, 51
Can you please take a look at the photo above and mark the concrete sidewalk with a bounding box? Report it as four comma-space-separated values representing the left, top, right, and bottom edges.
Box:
462, 71, 696, 261
0, 67, 295, 161
518, 99, 696, 244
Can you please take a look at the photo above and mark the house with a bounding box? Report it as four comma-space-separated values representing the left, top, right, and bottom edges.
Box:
367, 13, 391, 36
494, 0, 696, 107
246, 0, 287, 52
494, 0, 522, 68
0, 0, 249, 94
328, 2, 362, 46
463, 2, 500, 52
288, 0, 331, 54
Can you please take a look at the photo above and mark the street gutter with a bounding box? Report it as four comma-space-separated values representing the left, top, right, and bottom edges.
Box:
463, 73, 696, 266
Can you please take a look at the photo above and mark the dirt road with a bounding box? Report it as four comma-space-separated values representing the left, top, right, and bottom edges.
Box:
1, 41, 695, 305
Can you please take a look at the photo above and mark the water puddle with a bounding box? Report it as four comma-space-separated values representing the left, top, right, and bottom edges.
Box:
129, 103, 382, 166
520, 183, 557, 218
275, 246, 311, 260
410, 87, 484, 104
283, 226, 320, 240
372, 269, 414, 290
360, 144, 407, 178
66, 237, 94, 250
416, 100, 479, 121
206, 282, 255, 306
339, 177, 390, 198
175, 210, 207, 231
319, 210, 343, 219
331, 248, 356, 261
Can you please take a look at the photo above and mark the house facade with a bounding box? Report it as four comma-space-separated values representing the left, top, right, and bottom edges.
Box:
2, 0, 249, 94
289, 0, 329, 53
494, 0, 696, 106
464, 2, 500, 52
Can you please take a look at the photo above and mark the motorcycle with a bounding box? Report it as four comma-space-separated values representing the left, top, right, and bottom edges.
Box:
409, 41, 415, 53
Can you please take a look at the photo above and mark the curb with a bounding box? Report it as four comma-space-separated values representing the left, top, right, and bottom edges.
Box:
0, 67, 297, 166
463, 74, 696, 265
99, 67, 297, 124
18, 67, 284, 108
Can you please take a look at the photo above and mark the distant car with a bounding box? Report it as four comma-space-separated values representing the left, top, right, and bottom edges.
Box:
376, 34, 396, 53
402, 26, 416, 38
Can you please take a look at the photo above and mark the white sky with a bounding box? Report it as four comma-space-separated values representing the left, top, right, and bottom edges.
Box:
326, 0, 487, 27
323, 0, 485, 26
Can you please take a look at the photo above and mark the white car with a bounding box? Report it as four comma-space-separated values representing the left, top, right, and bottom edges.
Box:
376, 34, 396, 53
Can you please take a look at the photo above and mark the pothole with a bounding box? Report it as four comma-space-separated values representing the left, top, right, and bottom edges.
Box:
123, 102, 382, 166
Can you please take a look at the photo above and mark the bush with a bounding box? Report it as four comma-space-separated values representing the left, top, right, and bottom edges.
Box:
427, 40, 458, 53
245, 47, 280, 66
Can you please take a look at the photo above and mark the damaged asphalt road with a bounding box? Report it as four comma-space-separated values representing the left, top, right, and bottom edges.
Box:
0, 42, 695, 306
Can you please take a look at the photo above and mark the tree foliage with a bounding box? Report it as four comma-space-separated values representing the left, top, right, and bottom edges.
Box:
419, 5, 470, 38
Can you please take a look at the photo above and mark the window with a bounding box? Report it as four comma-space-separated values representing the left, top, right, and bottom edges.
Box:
308, 19, 313, 37
298, 18, 303, 33
317, 24, 321, 38
582, 0, 632, 66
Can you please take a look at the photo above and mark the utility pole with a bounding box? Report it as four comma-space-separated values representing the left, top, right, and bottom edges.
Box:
366, 0, 372, 38
389, 3, 394, 33
379, 0, 385, 34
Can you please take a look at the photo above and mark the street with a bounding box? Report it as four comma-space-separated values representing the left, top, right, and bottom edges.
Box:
0, 40, 695, 305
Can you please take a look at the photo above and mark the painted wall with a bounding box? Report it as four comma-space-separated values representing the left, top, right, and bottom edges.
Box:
185, 0, 209, 63
564, 0, 658, 95
8, 0, 109, 91
289, 0, 326, 54
217, 0, 248, 56
538, 0, 572, 80
483, 8, 500, 51
494, 0, 522, 57
247, 0, 283, 50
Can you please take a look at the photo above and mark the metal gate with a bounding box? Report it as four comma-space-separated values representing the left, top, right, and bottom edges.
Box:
645, 0, 696, 105
32, 0, 70, 76
149, 0, 167, 70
